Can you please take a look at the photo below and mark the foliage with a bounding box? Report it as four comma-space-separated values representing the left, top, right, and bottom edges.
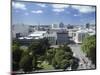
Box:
12, 61, 19, 71
19, 54, 33, 73
45, 48, 56, 64
28, 38, 50, 69
12, 42, 23, 71
61, 44, 73, 53
12, 39, 21, 46
12, 37, 80, 72
29, 38, 50, 56
60, 59, 70, 70
12, 45, 23, 62
40, 61, 54, 70
52, 44, 74, 70
70, 57, 79, 70
81, 35, 96, 65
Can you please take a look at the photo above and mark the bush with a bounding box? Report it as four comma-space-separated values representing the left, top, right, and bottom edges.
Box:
19, 55, 33, 73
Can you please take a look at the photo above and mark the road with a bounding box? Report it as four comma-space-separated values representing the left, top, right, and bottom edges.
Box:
68, 44, 95, 70
51, 44, 95, 70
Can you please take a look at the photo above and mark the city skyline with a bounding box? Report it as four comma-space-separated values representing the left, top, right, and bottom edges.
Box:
12, 1, 96, 25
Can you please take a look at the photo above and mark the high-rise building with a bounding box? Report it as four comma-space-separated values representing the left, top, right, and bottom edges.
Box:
86, 23, 90, 29
59, 22, 65, 28
67, 24, 74, 29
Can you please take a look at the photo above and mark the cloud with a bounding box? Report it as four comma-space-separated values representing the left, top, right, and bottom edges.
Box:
31, 10, 43, 14
52, 4, 69, 13
74, 14, 79, 16
52, 9, 64, 12
52, 4, 69, 9
12, 2, 26, 10
36, 4, 47, 7
71, 5, 95, 13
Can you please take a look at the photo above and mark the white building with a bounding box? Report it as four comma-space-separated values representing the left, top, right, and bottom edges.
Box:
18, 31, 47, 44
28, 31, 47, 39
51, 24, 59, 29
68, 29, 78, 38
44, 32, 57, 45
73, 28, 95, 44
74, 30, 89, 43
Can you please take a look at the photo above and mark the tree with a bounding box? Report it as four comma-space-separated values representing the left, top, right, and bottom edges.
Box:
12, 61, 19, 71
52, 45, 74, 70
12, 45, 23, 62
60, 59, 70, 70
45, 48, 56, 64
39, 38, 50, 52
19, 55, 33, 73
28, 42, 39, 69
54, 49, 71, 69
62, 44, 73, 53
12, 39, 21, 46
51, 44, 79, 70
29, 38, 50, 56
70, 57, 79, 70
32, 56, 36, 70
52, 57, 58, 69
28, 38, 50, 69
81, 35, 96, 65
12, 43, 23, 71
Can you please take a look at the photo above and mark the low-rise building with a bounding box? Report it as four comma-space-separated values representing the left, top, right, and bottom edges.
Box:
57, 31, 69, 45
74, 30, 89, 43
44, 32, 57, 45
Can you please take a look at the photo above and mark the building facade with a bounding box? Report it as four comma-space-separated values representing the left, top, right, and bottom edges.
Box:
57, 31, 69, 45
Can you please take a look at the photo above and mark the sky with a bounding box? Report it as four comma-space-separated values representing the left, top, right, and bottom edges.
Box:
12, 1, 96, 25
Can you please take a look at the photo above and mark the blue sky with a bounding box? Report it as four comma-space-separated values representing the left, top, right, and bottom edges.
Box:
12, 1, 96, 25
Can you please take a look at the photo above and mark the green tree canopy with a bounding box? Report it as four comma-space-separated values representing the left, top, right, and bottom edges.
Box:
46, 48, 56, 64
12, 42, 23, 71
28, 38, 50, 69
52, 44, 74, 70
29, 38, 50, 56
81, 35, 96, 65
19, 54, 33, 73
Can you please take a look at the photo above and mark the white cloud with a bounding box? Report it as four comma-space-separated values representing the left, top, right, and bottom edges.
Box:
36, 4, 46, 7
52, 4, 69, 13
12, 2, 26, 10
72, 5, 95, 13
52, 4, 69, 9
31, 10, 43, 14
52, 8, 64, 12
74, 14, 79, 16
